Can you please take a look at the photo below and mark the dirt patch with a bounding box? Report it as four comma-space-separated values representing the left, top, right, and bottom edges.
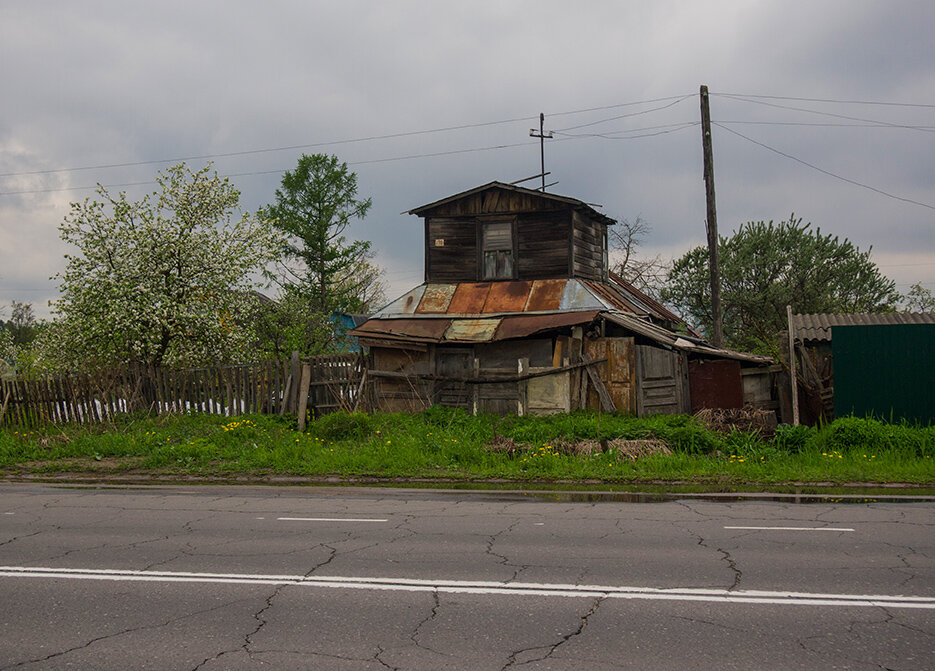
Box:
485, 436, 671, 461
8, 457, 147, 472
694, 406, 777, 438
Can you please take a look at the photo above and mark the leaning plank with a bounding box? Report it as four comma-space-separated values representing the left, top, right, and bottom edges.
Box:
583, 355, 615, 412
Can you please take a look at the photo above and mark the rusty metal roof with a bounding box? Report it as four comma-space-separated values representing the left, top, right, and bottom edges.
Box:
791, 312, 935, 342
601, 312, 772, 364
495, 311, 600, 340
408, 181, 616, 227
349, 311, 601, 345
374, 279, 625, 318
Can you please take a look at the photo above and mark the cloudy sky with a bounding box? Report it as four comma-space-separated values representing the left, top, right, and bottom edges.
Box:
2, 0, 933, 318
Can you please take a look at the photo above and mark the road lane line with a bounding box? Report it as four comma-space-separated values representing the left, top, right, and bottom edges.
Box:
724, 526, 854, 532
2, 566, 932, 610
277, 517, 388, 522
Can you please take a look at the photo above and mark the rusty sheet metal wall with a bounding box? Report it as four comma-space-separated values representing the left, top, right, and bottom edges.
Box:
584, 338, 636, 413
688, 359, 743, 412
635, 346, 689, 416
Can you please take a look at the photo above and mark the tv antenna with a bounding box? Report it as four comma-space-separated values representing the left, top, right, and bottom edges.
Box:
529, 113, 553, 191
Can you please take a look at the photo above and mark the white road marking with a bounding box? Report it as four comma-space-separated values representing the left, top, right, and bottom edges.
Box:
724, 526, 855, 532
2, 566, 932, 610
277, 517, 388, 523
4, 512, 14, 515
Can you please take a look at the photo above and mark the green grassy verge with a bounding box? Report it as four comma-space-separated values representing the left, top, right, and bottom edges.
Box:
1, 409, 933, 485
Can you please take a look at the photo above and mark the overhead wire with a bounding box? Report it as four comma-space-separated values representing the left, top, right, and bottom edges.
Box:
713, 122, 935, 211
712, 93, 935, 133
0, 94, 694, 180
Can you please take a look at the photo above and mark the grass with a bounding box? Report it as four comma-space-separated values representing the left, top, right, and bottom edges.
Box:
1, 409, 933, 486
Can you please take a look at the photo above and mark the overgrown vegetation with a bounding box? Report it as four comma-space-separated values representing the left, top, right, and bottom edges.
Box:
1, 410, 932, 485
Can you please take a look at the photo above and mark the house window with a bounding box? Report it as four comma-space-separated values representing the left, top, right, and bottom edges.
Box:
482, 221, 514, 280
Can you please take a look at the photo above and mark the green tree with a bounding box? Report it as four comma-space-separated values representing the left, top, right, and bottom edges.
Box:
661, 215, 900, 352
251, 287, 335, 360
4, 301, 37, 345
50, 163, 278, 369
261, 154, 383, 313
902, 282, 935, 312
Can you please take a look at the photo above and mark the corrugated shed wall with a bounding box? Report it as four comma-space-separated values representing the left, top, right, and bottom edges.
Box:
833, 324, 935, 424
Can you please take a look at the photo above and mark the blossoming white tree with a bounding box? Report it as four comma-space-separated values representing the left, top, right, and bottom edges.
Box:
50, 163, 278, 369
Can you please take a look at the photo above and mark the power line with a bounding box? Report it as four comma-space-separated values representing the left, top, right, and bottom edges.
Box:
0, 140, 543, 197
713, 94, 935, 134
554, 96, 693, 132
715, 119, 935, 130
713, 122, 935, 211
0, 95, 694, 181
554, 121, 698, 140
714, 92, 935, 108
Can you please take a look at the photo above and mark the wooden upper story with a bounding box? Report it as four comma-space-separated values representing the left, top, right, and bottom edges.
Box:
409, 182, 615, 284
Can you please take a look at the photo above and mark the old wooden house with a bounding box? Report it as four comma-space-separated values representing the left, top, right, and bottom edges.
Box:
350, 181, 776, 416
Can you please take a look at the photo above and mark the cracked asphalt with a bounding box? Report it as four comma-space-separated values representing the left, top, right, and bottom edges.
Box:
0, 483, 933, 670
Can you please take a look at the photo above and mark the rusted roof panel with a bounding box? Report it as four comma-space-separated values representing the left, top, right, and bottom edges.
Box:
582, 280, 645, 315
495, 310, 600, 340
792, 312, 935, 342
416, 284, 457, 313
444, 318, 502, 342
374, 285, 426, 316
448, 282, 491, 314
351, 318, 451, 340
483, 281, 533, 313
526, 279, 567, 312
560, 280, 606, 311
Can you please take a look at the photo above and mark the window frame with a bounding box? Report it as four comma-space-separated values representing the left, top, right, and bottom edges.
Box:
478, 218, 517, 281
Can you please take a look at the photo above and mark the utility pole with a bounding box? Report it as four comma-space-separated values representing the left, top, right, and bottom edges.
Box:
529, 113, 553, 191
700, 85, 724, 347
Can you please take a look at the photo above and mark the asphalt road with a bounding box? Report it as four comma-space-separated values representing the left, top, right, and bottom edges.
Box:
1, 483, 933, 670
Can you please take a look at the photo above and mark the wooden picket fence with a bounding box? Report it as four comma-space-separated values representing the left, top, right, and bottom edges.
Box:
0, 353, 364, 428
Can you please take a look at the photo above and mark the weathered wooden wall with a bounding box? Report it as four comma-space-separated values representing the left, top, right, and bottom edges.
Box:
571, 211, 608, 282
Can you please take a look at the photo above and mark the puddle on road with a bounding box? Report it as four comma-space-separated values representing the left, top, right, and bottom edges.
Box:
32, 479, 935, 504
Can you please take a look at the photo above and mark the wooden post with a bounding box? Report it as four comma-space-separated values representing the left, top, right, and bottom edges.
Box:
700, 84, 724, 347
517, 358, 529, 416
296, 363, 312, 432
289, 351, 300, 413
787, 305, 800, 426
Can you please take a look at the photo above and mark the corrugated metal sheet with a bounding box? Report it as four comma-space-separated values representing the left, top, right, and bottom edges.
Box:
792, 312, 935, 342
483, 281, 532, 312
559, 280, 606, 312
448, 282, 491, 314
374, 285, 426, 317
444, 318, 502, 342
525, 279, 567, 312
582, 280, 646, 315
495, 310, 600, 340
351, 318, 451, 340
834, 324, 935, 424
416, 284, 457, 313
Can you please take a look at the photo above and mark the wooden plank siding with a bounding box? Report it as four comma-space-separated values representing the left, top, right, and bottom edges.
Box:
426, 217, 478, 283
571, 211, 608, 281
516, 213, 569, 280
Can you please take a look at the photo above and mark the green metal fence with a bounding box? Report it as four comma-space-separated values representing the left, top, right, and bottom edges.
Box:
833, 324, 935, 424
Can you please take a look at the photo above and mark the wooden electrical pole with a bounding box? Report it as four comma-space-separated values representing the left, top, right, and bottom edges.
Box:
529, 113, 553, 191
699, 85, 724, 347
